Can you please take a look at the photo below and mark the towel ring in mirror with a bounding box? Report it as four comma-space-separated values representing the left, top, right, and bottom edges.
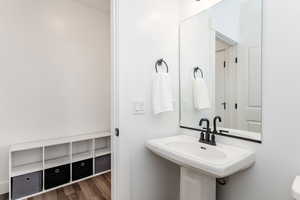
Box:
194, 67, 204, 79
155, 59, 169, 73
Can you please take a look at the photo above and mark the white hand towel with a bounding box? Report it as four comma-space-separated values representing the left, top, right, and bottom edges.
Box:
193, 77, 211, 110
152, 72, 174, 114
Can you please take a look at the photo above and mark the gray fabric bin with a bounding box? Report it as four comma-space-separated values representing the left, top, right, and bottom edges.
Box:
95, 154, 111, 174
11, 171, 43, 200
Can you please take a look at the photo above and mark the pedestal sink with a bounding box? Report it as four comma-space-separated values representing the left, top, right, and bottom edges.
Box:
146, 134, 255, 200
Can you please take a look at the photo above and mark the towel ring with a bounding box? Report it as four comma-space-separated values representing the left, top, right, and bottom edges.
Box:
194, 67, 204, 79
155, 59, 169, 73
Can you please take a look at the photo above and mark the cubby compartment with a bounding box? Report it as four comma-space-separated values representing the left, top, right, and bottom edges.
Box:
44, 164, 70, 190
45, 143, 70, 169
72, 158, 93, 181
11, 148, 43, 177
72, 139, 93, 163
95, 154, 111, 174
94, 136, 111, 157
11, 170, 43, 200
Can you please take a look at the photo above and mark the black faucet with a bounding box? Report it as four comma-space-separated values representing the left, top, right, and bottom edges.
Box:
213, 116, 222, 134
199, 118, 211, 144
199, 117, 220, 146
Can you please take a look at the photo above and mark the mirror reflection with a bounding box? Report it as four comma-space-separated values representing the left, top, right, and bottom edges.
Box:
179, 0, 262, 141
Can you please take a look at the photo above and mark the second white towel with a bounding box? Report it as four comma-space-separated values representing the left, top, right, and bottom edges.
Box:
193, 77, 211, 110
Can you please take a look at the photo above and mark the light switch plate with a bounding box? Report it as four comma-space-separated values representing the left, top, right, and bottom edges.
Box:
133, 101, 145, 115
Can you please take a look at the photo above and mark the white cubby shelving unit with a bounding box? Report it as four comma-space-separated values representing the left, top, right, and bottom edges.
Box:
9, 131, 112, 200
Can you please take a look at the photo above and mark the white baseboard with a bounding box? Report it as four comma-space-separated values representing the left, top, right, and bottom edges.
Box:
0, 181, 8, 195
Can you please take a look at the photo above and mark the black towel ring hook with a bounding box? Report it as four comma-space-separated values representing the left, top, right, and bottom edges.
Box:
194, 67, 204, 79
155, 59, 169, 73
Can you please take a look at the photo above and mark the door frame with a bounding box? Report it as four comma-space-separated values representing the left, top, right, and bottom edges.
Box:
111, 0, 119, 199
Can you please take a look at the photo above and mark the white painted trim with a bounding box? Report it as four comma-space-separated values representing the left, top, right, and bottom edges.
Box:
8, 142, 11, 196
111, 0, 119, 199
0, 181, 8, 195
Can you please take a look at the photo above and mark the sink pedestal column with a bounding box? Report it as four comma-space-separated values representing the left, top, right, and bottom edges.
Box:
180, 167, 216, 200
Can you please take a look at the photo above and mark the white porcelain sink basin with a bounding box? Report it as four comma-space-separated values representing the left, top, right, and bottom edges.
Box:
167, 141, 226, 160
146, 134, 255, 178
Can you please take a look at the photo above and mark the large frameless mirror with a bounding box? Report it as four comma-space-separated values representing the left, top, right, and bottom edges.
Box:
179, 0, 262, 142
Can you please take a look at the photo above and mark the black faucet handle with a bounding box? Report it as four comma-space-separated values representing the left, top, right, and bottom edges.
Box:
210, 134, 216, 145
199, 131, 205, 142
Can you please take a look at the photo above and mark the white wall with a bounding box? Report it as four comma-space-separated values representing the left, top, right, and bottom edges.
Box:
179, 0, 222, 20
117, 0, 180, 199
180, 0, 300, 199
210, 0, 241, 42
0, 0, 110, 194
180, 0, 241, 43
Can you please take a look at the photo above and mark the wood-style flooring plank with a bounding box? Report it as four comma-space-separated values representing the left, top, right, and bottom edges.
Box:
72, 183, 86, 200
93, 176, 111, 200
57, 188, 69, 200
86, 179, 106, 200
103, 173, 111, 186
78, 179, 98, 200
63, 184, 76, 196
44, 190, 58, 200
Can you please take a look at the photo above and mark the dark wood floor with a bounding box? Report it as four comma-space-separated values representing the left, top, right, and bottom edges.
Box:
28, 173, 111, 200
